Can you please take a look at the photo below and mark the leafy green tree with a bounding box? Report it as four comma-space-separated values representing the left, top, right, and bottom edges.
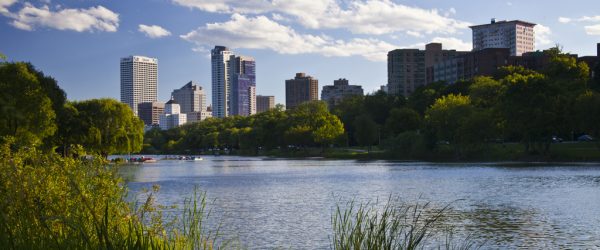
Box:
498, 71, 561, 153
425, 94, 473, 145
363, 90, 401, 125
469, 76, 503, 108
384, 107, 421, 137
0, 62, 57, 147
287, 101, 344, 148
71, 99, 144, 157
408, 81, 446, 114
575, 91, 600, 140
332, 96, 365, 146
353, 114, 378, 151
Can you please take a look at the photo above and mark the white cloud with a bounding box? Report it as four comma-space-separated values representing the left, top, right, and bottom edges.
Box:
558, 15, 600, 36
172, 0, 470, 35
181, 14, 396, 61
0, 0, 16, 14
430, 37, 472, 51
558, 17, 571, 23
4, 3, 119, 32
534, 24, 552, 47
585, 24, 600, 35
138, 24, 171, 38
406, 30, 423, 38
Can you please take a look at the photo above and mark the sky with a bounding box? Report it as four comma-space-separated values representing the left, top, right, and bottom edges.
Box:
1, 0, 600, 105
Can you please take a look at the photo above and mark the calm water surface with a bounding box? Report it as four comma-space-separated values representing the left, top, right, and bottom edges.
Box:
118, 156, 600, 249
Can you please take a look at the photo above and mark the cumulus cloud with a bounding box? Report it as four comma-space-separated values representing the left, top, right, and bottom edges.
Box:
430, 37, 472, 51
585, 24, 600, 35
172, 0, 470, 35
138, 24, 171, 38
0, 0, 17, 14
3, 3, 119, 32
180, 14, 397, 61
557, 15, 600, 35
534, 24, 552, 47
558, 17, 571, 23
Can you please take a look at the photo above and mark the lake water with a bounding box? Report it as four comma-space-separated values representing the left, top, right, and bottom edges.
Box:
119, 156, 600, 249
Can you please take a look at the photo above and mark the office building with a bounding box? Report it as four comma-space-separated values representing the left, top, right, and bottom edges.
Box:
211, 46, 234, 118
229, 56, 256, 116
285, 73, 318, 109
159, 99, 187, 130
137, 101, 165, 126
256, 95, 275, 113
187, 110, 213, 123
120, 55, 158, 115
321, 78, 364, 107
434, 48, 510, 84
171, 81, 206, 114
471, 19, 536, 56
387, 43, 465, 96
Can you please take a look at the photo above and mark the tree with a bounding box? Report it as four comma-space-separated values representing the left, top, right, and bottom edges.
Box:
408, 81, 446, 114
384, 107, 421, 137
332, 96, 364, 146
353, 114, 378, 151
287, 101, 345, 148
498, 70, 559, 153
575, 91, 600, 140
71, 99, 144, 157
469, 76, 503, 108
0, 62, 57, 147
425, 94, 473, 145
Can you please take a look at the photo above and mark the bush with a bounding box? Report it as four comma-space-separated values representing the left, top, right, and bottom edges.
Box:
0, 138, 219, 250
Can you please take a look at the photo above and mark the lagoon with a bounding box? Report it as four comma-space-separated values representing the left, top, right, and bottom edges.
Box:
119, 156, 600, 249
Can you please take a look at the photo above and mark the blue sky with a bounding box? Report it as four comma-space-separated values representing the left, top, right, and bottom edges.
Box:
1, 0, 600, 104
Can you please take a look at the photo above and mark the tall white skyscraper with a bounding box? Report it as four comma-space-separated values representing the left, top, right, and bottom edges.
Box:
470, 19, 536, 56
120, 55, 158, 115
211, 46, 233, 118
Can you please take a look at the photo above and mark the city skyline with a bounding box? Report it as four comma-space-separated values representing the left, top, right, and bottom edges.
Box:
2, 0, 600, 104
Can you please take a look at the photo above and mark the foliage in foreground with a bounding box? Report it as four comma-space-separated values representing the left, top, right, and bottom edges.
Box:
0, 139, 219, 250
332, 198, 481, 250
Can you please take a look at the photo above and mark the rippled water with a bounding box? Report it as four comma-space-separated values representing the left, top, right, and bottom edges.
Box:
118, 156, 600, 249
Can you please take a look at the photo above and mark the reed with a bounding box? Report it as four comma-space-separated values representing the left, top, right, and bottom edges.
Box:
331, 197, 480, 250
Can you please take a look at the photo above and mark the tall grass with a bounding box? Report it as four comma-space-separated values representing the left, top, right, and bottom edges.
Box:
331, 197, 481, 250
0, 141, 222, 250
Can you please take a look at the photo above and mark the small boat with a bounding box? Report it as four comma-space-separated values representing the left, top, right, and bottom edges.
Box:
142, 157, 157, 163
192, 157, 203, 161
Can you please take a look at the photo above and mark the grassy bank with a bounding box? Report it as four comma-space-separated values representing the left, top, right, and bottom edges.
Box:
226, 142, 600, 162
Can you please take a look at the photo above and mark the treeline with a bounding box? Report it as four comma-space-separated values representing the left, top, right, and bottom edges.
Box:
336, 48, 600, 158
0, 60, 144, 156
146, 48, 600, 159
144, 101, 345, 153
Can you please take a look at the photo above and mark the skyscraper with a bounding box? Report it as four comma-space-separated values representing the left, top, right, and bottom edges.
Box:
171, 81, 206, 114
256, 95, 275, 113
470, 19, 536, 56
211, 46, 233, 118
120, 56, 158, 115
285, 73, 318, 109
229, 56, 256, 116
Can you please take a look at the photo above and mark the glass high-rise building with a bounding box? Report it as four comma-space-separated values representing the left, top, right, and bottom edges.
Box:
120, 55, 158, 115
229, 56, 256, 116
211, 46, 233, 118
